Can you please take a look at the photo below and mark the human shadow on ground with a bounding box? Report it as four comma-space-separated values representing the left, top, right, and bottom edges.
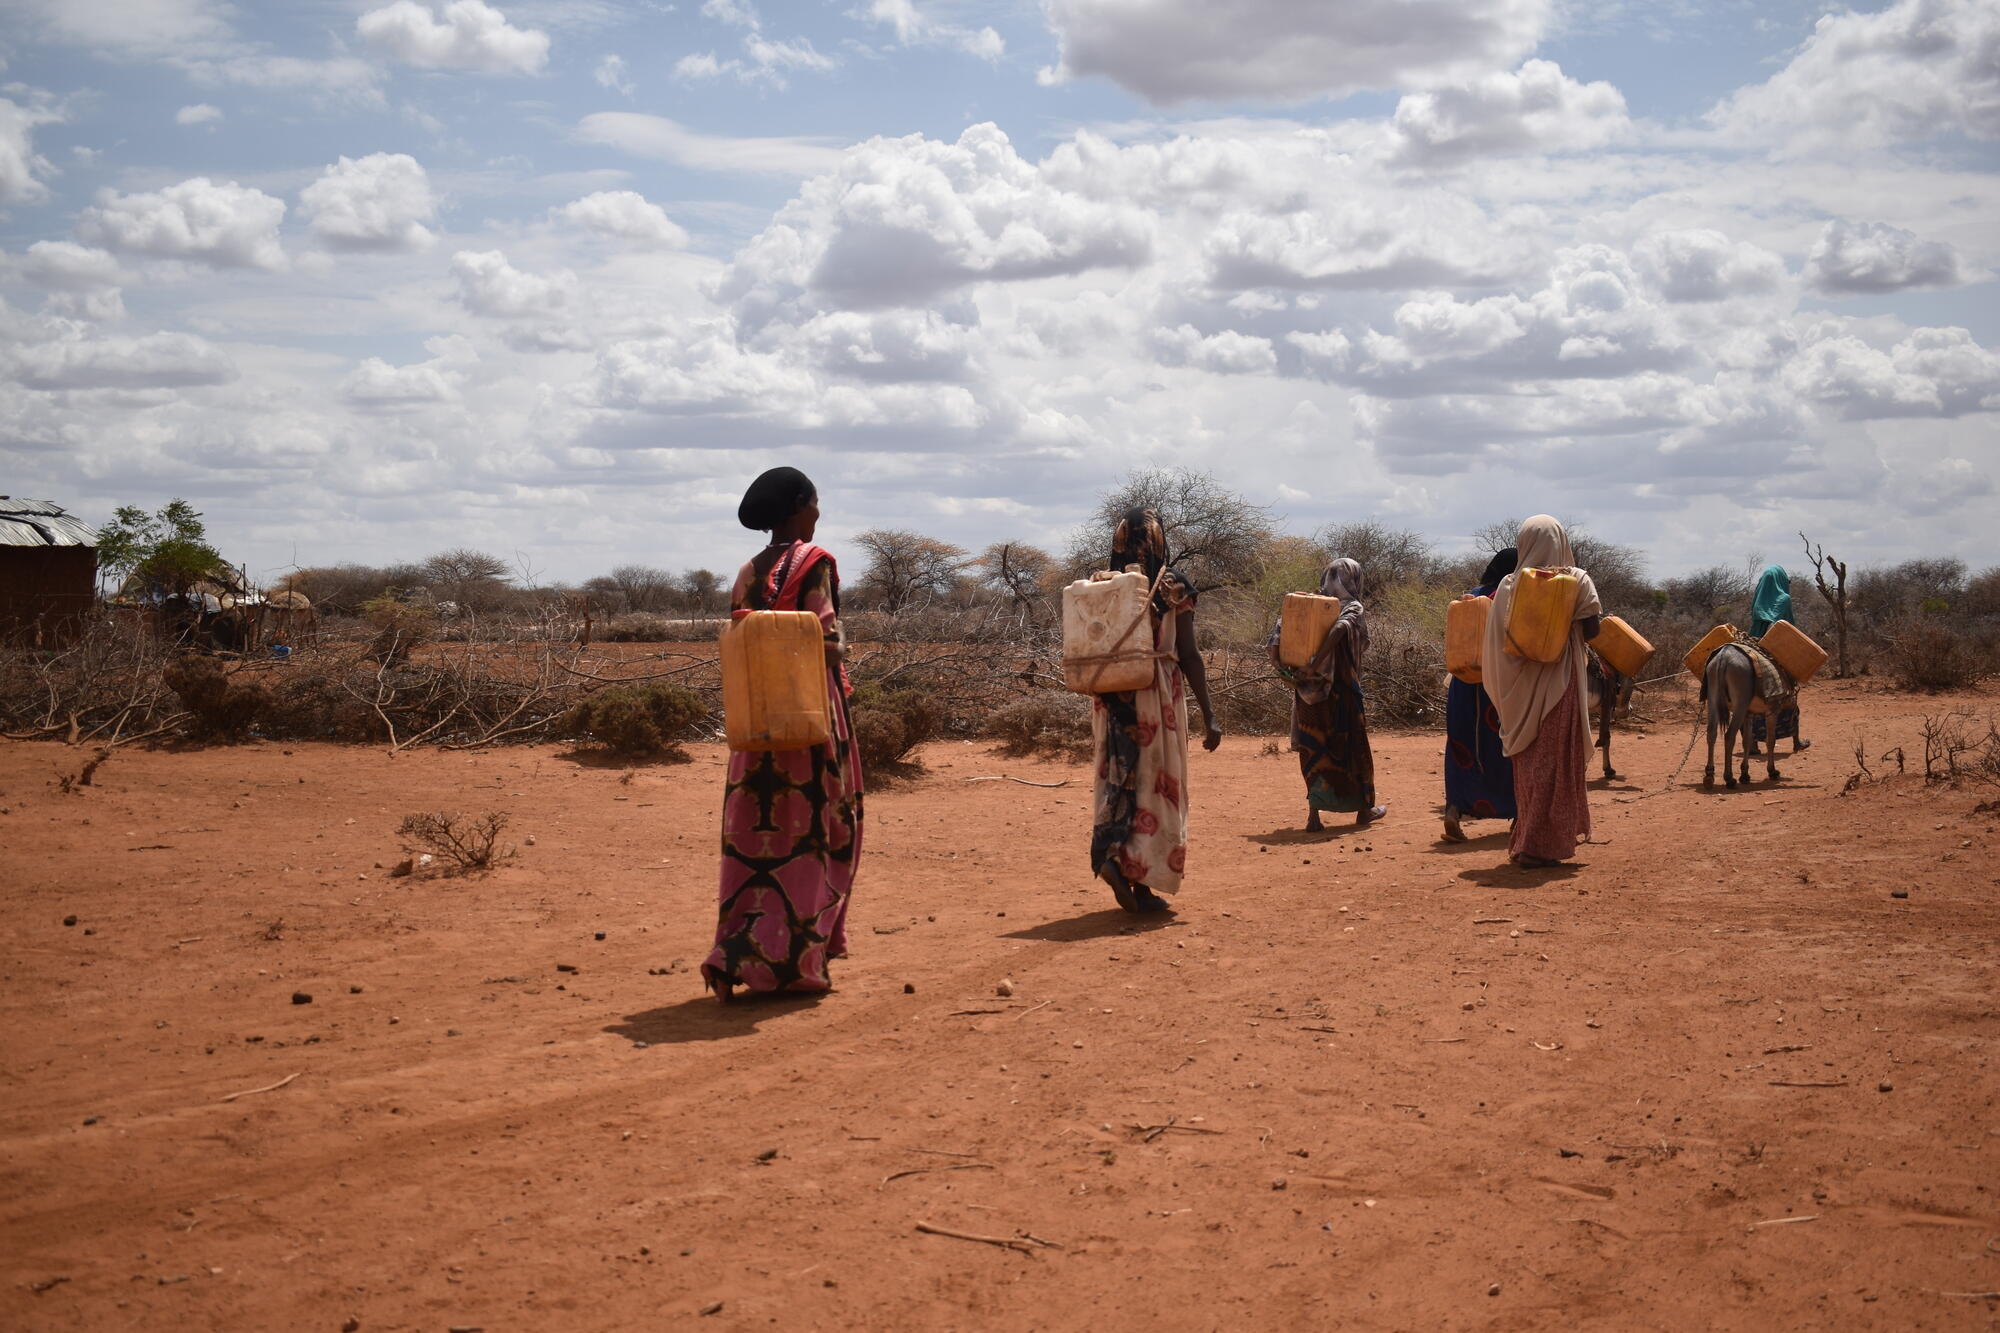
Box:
557, 747, 695, 770
607, 991, 824, 1046
1001, 908, 1178, 942
1245, 824, 1378, 846
1588, 775, 1643, 792
1454, 860, 1583, 888
1428, 829, 1512, 854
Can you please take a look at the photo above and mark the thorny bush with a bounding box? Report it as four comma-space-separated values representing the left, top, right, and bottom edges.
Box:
561, 683, 707, 759
397, 810, 513, 871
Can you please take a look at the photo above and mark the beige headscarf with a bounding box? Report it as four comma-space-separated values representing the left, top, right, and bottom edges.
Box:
1480, 515, 1603, 756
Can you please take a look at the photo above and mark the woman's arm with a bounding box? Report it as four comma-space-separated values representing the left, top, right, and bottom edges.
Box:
795, 559, 847, 668
1578, 614, 1602, 642
1175, 610, 1223, 751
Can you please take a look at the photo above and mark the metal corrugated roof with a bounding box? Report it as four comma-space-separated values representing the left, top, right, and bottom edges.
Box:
0, 498, 98, 548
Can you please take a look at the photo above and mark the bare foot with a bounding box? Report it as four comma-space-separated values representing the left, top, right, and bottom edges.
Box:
1305, 812, 1324, 833
1441, 804, 1466, 843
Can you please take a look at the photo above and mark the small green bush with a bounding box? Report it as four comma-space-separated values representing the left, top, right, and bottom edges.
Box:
564, 683, 708, 758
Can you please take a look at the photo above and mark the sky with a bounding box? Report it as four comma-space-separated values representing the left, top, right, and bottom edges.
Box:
0, 0, 1996, 588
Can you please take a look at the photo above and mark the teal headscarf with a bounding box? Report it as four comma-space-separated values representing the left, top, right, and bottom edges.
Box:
1750, 564, 1793, 638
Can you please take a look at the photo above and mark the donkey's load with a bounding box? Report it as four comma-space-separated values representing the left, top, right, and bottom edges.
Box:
721, 610, 832, 751
1682, 624, 1737, 679
1757, 619, 1828, 684
1592, 615, 1655, 679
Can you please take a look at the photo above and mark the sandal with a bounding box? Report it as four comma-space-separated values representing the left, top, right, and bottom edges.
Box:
1441, 804, 1466, 842
1130, 886, 1173, 914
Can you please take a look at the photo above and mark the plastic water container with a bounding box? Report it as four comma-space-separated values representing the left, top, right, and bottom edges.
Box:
1278, 593, 1343, 669
1591, 615, 1654, 679
1445, 595, 1490, 684
1757, 619, 1828, 683
269, 643, 291, 660
1682, 624, 1737, 679
721, 610, 831, 751
1062, 572, 1157, 694
1503, 569, 1580, 662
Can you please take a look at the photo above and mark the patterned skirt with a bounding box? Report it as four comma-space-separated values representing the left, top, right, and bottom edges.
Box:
704, 691, 863, 995
1293, 677, 1375, 814
1090, 664, 1190, 895
1509, 675, 1591, 862
1445, 677, 1515, 820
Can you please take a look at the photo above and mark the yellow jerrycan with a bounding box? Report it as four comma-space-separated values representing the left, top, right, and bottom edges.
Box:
1591, 615, 1655, 679
1682, 624, 1736, 679
1757, 620, 1828, 683
721, 610, 832, 751
1278, 593, 1343, 669
1445, 595, 1490, 684
1503, 568, 1579, 663
1062, 571, 1158, 694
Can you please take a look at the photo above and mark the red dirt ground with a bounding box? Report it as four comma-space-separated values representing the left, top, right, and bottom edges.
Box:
3, 679, 1998, 1331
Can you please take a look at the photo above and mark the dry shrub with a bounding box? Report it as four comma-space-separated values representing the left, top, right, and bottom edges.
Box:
361, 596, 436, 666
985, 692, 1093, 759
849, 681, 945, 774
162, 656, 267, 741
602, 613, 723, 643
562, 683, 707, 758
397, 810, 512, 870
1885, 615, 1990, 692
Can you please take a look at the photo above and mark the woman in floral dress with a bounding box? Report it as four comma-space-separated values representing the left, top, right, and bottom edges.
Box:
1089, 508, 1221, 914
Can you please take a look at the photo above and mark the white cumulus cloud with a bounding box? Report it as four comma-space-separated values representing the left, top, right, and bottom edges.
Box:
577, 112, 844, 176
300, 153, 437, 253
1708, 0, 2000, 152
6, 328, 237, 391
557, 191, 688, 248
1039, 0, 1549, 105
357, 0, 550, 74
451, 248, 573, 317
0, 96, 62, 207
1804, 219, 1963, 295
1390, 60, 1628, 164
720, 123, 1151, 326
176, 103, 224, 126
77, 177, 287, 270
1634, 229, 1787, 303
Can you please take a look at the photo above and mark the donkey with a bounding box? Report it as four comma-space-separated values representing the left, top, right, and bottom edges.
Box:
1585, 651, 1635, 779
1703, 643, 1781, 788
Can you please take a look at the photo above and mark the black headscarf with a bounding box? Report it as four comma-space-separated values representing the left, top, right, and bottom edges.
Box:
737, 467, 816, 531
1478, 547, 1519, 591
1110, 507, 1173, 613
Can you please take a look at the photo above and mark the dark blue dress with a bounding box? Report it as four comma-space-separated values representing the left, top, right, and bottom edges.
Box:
1444, 584, 1515, 821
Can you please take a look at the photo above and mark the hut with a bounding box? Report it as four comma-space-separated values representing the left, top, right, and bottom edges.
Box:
0, 497, 97, 645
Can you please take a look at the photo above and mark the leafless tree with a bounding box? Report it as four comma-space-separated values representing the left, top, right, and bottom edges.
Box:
1801, 531, 1850, 677
1662, 565, 1752, 616
607, 564, 676, 614
1470, 517, 1649, 608
853, 530, 970, 614
1314, 520, 1443, 589
1071, 466, 1275, 591
976, 541, 1058, 611
419, 548, 512, 612
680, 569, 724, 616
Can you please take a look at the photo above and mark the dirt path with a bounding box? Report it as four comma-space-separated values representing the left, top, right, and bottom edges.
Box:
3, 680, 1998, 1331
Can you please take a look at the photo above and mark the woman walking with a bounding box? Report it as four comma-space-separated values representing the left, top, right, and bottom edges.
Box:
703, 467, 863, 999
1090, 508, 1222, 914
1270, 557, 1385, 831
1480, 516, 1602, 868
1441, 548, 1518, 842
1747, 563, 1810, 754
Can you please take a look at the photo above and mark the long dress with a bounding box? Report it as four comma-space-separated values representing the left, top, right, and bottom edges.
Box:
1090, 571, 1193, 895
1443, 583, 1515, 821
703, 542, 864, 995
1748, 609, 1802, 745
1273, 608, 1375, 815
1509, 672, 1591, 862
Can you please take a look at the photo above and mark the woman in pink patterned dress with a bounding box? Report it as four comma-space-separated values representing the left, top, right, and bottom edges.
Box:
1089, 508, 1222, 915
703, 468, 863, 999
